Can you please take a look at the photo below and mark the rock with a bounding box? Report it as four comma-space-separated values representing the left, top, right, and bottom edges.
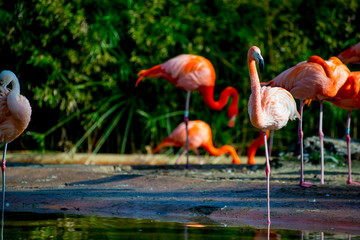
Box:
283, 136, 360, 161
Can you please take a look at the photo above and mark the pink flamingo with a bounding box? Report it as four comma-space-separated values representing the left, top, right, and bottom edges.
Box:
326, 71, 360, 185
0, 70, 31, 236
265, 55, 350, 187
338, 42, 360, 64
247, 46, 299, 223
153, 120, 240, 164
136, 54, 239, 168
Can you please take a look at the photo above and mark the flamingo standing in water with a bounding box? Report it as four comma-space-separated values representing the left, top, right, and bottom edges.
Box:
247, 46, 299, 223
325, 71, 360, 185
0, 70, 31, 237
153, 120, 241, 164
337, 42, 360, 64
136, 54, 239, 168
265, 55, 350, 186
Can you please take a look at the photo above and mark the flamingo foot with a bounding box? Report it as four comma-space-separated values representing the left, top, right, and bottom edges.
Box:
347, 180, 360, 185
300, 181, 313, 188
185, 163, 193, 170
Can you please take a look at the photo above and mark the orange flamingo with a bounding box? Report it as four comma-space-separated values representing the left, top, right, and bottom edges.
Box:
266, 55, 350, 187
325, 71, 360, 185
0, 70, 31, 236
136, 54, 239, 168
247, 46, 299, 223
153, 120, 241, 165
338, 42, 360, 64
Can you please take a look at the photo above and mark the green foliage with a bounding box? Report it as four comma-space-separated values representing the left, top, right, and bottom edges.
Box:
0, 0, 359, 155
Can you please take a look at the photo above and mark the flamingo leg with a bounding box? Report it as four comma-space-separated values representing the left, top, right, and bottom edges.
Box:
175, 149, 187, 165
267, 219, 271, 240
185, 91, 191, 169
193, 149, 203, 165
263, 130, 271, 224
1, 143, 7, 240
319, 101, 324, 184
268, 130, 274, 159
345, 111, 360, 185
298, 100, 312, 187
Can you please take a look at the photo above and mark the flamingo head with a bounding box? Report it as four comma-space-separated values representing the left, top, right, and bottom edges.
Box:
227, 107, 238, 128
0, 70, 17, 88
250, 46, 264, 72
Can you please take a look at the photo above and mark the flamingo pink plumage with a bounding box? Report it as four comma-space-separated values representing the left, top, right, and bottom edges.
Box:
266, 55, 350, 187
153, 120, 241, 165
136, 55, 239, 168
326, 71, 360, 185
247, 46, 299, 223
0, 70, 31, 235
337, 42, 360, 64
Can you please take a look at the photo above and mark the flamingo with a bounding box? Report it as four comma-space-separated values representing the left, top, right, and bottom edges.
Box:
247, 46, 299, 223
136, 54, 239, 168
325, 71, 360, 185
0, 70, 31, 237
152, 120, 241, 164
265, 55, 350, 187
337, 42, 360, 64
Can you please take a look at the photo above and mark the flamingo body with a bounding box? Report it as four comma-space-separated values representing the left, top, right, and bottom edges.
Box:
269, 56, 350, 100
248, 86, 299, 130
153, 120, 241, 164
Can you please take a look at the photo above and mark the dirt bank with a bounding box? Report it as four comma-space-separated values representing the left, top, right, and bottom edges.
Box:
3, 154, 360, 235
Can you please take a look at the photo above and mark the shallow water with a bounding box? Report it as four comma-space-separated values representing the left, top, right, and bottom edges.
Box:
2, 212, 360, 240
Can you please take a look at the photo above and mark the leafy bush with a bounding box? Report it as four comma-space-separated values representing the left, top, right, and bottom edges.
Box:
0, 0, 359, 156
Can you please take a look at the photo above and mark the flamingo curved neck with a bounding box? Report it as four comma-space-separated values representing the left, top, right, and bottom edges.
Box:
198, 85, 239, 112
202, 142, 240, 164
10, 80, 20, 95
248, 52, 265, 128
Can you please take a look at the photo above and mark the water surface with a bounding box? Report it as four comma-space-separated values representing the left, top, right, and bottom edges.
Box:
3, 212, 360, 239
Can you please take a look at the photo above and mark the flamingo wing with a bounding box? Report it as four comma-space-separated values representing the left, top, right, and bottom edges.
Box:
0, 89, 10, 124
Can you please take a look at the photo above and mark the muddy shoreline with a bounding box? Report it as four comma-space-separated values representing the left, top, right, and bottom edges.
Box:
3, 155, 360, 235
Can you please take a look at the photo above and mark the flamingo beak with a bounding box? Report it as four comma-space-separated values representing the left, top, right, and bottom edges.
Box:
227, 115, 236, 128
259, 57, 264, 73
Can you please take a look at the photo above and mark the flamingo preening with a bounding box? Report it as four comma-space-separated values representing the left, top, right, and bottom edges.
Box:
325, 71, 360, 185
247, 46, 299, 223
0, 70, 31, 239
266, 55, 350, 187
153, 120, 241, 165
136, 54, 239, 168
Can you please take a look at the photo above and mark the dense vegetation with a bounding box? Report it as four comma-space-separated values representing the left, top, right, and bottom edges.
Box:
0, 0, 359, 157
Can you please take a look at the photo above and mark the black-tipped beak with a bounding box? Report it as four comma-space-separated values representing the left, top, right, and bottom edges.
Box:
259, 57, 264, 73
